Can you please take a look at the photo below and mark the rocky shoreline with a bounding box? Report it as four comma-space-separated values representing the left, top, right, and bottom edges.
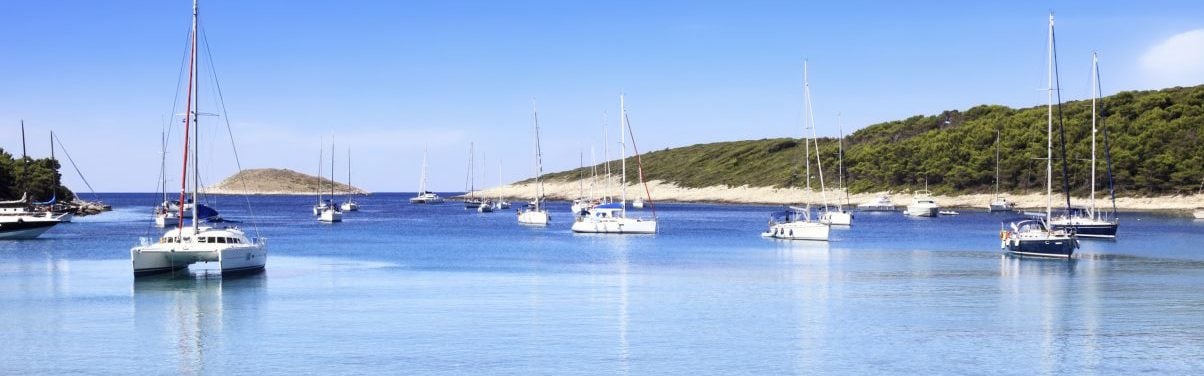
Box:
475, 179, 1204, 212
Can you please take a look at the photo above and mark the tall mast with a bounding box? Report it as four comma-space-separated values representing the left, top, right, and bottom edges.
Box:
805, 64, 829, 210
191, 0, 199, 232
803, 61, 811, 191
50, 130, 56, 198
347, 148, 352, 199
317, 142, 323, 203
587, 146, 597, 200
995, 130, 1001, 197
161, 126, 168, 203
838, 114, 849, 207
419, 147, 428, 193
602, 112, 612, 201
330, 137, 336, 202
1090, 52, 1098, 218
620, 94, 628, 216
467, 142, 475, 198
532, 99, 545, 208
19, 120, 27, 196
176, 0, 199, 231
1045, 13, 1054, 219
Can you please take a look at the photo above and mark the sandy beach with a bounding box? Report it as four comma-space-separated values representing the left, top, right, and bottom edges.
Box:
476, 179, 1204, 211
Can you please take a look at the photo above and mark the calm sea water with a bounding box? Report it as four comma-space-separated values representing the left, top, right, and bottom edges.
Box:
2, 193, 1202, 375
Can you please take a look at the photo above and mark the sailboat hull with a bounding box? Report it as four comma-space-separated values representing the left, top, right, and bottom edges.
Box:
0, 217, 59, 239
762, 221, 830, 241
517, 210, 549, 225
571, 218, 657, 234
1003, 238, 1076, 258
820, 211, 853, 226
1049, 222, 1118, 238
318, 209, 342, 223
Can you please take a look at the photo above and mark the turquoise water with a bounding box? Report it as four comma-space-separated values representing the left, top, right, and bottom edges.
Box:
2, 193, 1203, 374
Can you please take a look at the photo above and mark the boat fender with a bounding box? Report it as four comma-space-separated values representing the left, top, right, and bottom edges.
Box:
788, 229, 793, 236
1000, 230, 1008, 240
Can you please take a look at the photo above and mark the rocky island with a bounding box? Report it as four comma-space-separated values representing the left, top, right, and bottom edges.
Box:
204, 168, 368, 195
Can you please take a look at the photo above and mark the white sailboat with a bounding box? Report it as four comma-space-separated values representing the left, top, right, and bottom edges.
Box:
312, 143, 329, 216
131, 0, 266, 275
340, 148, 358, 212
821, 114, 853, 225
1001, 13, 1078, 258
463, 143, 483, 210
572, 95, 657, 234
1048, 52, 1119, 238
318, 138, 343, 223
763, 61, 830, 241
409, 148, 444, 204
518, 100, 550, 225
0, 122, 61, 239
476, 152, 495, 213
988, 130, 1017, 212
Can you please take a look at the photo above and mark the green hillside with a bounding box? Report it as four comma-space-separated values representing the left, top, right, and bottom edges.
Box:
541, 84, 1204, 196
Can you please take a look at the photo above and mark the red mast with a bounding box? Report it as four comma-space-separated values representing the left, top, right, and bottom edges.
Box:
176, 0, 198, 231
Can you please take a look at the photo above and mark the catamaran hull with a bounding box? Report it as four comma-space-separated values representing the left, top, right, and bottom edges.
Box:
571, 219, 657, 234
0, 219, 59, 240
131, 245, 267, 276
761, 221, 830, 241
518, 211, 549, 225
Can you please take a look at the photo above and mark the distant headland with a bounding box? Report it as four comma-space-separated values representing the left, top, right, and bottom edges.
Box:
203, 168, 368, 195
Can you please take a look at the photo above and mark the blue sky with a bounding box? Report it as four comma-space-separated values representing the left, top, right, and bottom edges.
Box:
2, 1, 1202, 193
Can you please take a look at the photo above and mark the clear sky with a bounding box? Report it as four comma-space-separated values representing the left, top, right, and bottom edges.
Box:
2, 1, 1202, 193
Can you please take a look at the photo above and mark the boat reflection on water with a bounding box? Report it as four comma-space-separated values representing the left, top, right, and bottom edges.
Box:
998, 252, 1104, 373
133, 271, 266, 375
999, 253, 1078, 276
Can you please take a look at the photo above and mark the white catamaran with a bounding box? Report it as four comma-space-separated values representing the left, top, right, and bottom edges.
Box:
409, 147, 444, 204
131, 0, 266, 275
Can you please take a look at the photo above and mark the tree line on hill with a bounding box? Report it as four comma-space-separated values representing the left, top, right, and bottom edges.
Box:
542, 84, 1204, 197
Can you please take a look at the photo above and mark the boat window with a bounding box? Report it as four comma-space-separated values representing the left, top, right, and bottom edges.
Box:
217, 237, 227, 244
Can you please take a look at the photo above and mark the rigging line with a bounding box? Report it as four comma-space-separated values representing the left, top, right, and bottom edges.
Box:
154, 27, 191, 211
201, 27, 260, 238
1051, 26, 1073, 216
176, 15, 197, 231
50, 134, 99, 202
1095, 61, 1118, 217
622, 111, 655, 219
